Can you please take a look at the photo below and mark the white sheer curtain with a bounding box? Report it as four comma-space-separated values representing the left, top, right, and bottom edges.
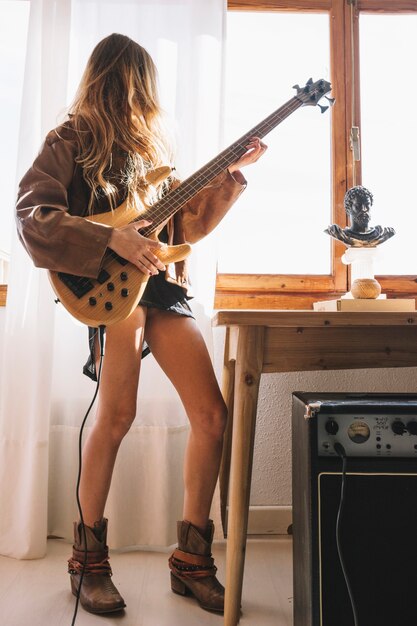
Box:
0, 0, 226, 559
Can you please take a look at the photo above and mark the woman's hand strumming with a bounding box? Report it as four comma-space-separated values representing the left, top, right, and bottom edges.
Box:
109, 220, 166, 275
228, 136, 268, 174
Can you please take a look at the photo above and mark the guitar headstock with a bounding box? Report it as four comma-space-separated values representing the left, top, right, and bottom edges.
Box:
293, 78, 334, 113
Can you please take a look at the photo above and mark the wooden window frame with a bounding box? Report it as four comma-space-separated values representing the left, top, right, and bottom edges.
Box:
215, 0, 417, 310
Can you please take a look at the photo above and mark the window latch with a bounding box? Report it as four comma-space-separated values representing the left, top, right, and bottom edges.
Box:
350, 126, 360, 161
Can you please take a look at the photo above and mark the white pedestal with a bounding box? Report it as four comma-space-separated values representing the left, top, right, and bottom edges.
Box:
341, 247, 384, 299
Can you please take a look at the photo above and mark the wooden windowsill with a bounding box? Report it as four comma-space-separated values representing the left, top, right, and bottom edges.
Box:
214, 291, 345, 310
2, 281, 416, 312
215, 272, 417, 310
0, 285, 7, 307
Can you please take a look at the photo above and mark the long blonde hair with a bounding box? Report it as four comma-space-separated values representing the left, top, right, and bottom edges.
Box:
68, 33, 173, 211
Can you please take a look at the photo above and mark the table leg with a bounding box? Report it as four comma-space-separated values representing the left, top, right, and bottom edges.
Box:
224, 325, 264, 626
219, 327, 236, 536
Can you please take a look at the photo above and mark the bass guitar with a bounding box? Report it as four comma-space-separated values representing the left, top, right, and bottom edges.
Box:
49, 78, 333, 326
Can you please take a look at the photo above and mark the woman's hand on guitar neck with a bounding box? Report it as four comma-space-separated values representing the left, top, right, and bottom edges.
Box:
109, 137, 267, 276
228, 136, 268, 174
109, 220, 166, 276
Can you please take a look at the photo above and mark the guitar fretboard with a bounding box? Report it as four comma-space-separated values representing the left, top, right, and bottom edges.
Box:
139, 96, 303, 236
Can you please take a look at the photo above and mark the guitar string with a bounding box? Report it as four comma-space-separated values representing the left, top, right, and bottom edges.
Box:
68, 86, 326, 295
137, 81, 330, 232
139, 98, 303, 233
113, 87, 326, 234
111, 98, 301, 237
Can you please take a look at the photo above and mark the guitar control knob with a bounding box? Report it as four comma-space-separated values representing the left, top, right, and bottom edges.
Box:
121, 288, 129, 298
325, 419, 339, 435
392, 420, 407, 435
107, 282, 115, 291
120, 272, 128, 281
105, 301, 113, 311
89, 297, 97, 306
407, 421, 417, 435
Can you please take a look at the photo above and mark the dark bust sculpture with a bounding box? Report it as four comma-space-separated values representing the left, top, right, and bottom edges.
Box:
325, 186, 395, 247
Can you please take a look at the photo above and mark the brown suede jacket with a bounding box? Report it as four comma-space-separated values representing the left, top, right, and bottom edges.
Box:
15, 122, 246, 295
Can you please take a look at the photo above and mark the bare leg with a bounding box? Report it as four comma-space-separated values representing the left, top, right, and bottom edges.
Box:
145, 309, 227, 532
78, 307, 147, 527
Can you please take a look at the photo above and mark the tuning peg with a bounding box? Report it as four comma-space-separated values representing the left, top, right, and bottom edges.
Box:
319, 104, 329, 114
306, 77, 313, 85
325, 96, 336, 106
292, 84, 301, 92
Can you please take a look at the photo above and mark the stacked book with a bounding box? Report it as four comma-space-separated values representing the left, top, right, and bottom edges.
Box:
313, 298, 416, 312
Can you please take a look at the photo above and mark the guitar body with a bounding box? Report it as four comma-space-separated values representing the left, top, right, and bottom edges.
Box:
48, 196, 191, 327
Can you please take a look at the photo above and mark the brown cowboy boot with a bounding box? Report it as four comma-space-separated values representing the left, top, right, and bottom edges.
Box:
68, 518, 126, 614
169, 519, 224, 613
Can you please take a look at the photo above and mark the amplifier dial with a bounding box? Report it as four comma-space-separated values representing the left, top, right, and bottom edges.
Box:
325, 419, 339, 435
347, 421, 370, 444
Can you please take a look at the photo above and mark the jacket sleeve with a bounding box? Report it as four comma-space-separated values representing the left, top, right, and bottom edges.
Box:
173, 169, 246, 245
15, 129, 113, 278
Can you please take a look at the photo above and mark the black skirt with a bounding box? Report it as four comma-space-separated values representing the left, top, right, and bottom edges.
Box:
83, 270, 194, 381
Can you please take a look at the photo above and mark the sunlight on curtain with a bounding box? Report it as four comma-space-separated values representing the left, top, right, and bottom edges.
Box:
0, 0, 72, 560
0, 0, 226, 558
0, 1, 30, 256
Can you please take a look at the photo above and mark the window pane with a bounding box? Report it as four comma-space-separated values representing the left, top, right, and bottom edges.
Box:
360, 15, 417, 275
218, 11, 331, 275
0, 1, 30, 258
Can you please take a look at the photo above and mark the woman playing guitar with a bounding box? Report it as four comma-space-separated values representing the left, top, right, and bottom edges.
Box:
16, 33, 266, 616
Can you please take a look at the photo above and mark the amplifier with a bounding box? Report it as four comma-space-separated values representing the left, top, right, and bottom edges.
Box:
292, 392, 417, 626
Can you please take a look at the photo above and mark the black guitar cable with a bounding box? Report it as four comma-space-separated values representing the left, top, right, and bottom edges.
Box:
70, 324, 105, 626
334, 442, 359, 626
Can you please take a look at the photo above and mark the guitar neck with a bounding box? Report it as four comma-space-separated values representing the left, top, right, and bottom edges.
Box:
140, 95, 303, 236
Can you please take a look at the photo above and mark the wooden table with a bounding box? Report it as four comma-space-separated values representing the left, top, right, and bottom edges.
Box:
212, 310, 417, 626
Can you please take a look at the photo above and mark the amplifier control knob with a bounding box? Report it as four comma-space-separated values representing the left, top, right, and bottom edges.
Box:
407, 421, 417, 435
392, 420, 407, 435
325, 419, 339, 435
